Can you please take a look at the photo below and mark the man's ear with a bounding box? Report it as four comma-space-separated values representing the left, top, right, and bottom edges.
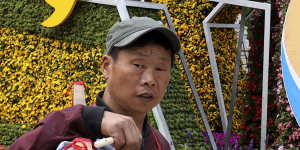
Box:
101, 55, 113, 80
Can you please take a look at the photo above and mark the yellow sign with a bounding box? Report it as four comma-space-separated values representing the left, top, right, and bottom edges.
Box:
41, 0, 78, 27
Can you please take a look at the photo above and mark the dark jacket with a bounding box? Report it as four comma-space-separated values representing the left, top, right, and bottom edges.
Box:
7, 92, 170, 150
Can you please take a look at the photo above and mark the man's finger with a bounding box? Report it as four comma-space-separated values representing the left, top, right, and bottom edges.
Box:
111, 128, 126, 149
122, 118, 142, 150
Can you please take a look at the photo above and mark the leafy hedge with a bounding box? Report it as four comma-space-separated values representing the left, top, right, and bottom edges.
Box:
0, 0, 208, 148
0, 0, 161, 48
160, 67, 210, 148
0, 122, 31, 147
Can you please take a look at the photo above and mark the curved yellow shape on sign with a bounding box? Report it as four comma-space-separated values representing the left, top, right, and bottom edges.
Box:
284, 0, 300, 75
41, 0, 78, 27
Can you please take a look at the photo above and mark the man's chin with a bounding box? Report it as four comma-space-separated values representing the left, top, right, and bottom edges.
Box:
130, 105, 154, 114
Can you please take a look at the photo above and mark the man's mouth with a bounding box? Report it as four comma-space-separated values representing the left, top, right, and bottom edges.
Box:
137, 93, 154, 101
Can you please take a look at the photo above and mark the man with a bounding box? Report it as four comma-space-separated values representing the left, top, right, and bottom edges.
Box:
7, 16, 180, 150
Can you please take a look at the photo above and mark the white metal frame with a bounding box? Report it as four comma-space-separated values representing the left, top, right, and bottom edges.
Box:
203, 0, 271, 149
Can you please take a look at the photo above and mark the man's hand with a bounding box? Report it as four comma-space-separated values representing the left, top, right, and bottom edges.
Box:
101, 111, 142, 150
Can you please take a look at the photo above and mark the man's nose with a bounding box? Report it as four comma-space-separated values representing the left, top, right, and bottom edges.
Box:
141, 70, 156, 87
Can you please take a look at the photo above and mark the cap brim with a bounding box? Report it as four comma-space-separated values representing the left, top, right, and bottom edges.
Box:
114, 27, 181, 53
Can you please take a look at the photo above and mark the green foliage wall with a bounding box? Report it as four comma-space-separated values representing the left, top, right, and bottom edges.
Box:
0, 123, 31, 147
0, 0, 208, 148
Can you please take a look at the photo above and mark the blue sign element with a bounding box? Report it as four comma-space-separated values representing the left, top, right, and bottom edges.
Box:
281, 39, 300, 126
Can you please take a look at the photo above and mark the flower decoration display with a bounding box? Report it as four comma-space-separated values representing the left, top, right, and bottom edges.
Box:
0, 27, 106, 126
152, 0, 246, 132
270, 0, 300, 148
0, 1, 214, 148
240, 0, 300, 148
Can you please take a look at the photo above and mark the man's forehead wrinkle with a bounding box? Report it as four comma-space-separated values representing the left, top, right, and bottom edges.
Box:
125, 48, 171, 64
158, 56, 170, 62
133, 48, 153, 57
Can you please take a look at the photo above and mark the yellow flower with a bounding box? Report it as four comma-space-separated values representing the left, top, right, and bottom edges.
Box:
21, 125, 26, 129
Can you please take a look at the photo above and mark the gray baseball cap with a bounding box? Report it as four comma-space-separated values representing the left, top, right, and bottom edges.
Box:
106, 16, 181, 54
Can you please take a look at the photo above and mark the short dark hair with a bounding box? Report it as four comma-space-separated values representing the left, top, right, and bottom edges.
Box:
108, 31, 175, 67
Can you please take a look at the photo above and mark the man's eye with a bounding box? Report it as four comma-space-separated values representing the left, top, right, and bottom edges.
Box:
134, 64, 142, 68
156, 68, 167, 71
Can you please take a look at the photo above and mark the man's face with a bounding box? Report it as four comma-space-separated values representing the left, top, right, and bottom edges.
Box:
102, 44, 171, 114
